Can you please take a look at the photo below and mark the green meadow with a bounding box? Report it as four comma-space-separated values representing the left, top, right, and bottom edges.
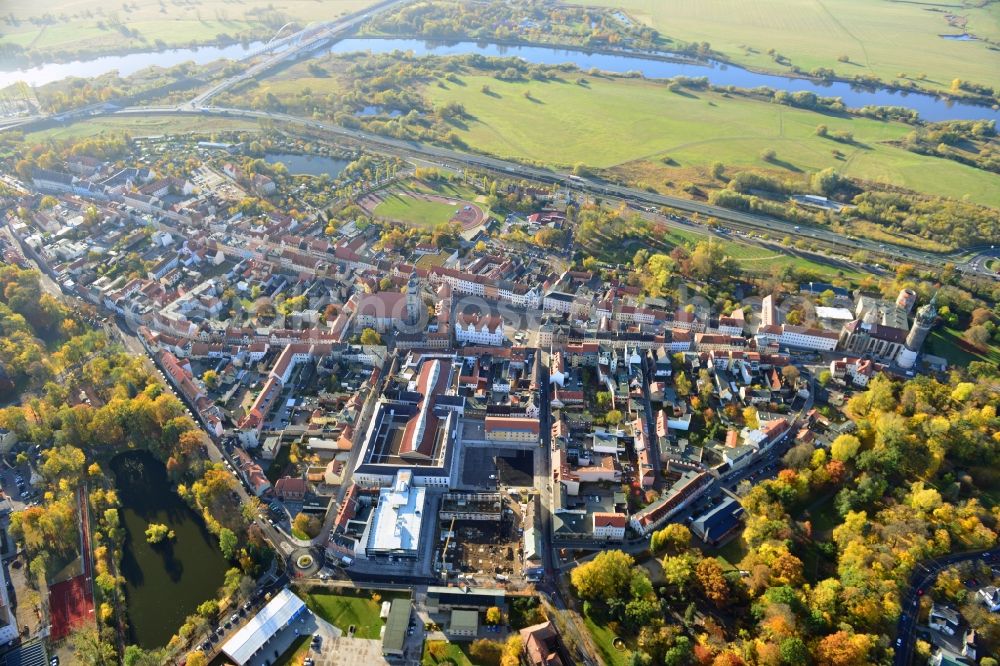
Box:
425, 74, 1000, 207
580, 0, 1000, 91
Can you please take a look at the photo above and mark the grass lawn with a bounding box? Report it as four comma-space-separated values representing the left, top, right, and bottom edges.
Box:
1, 0, 382, 60
415, 252, 450, 269
254, 75, 344, 99
372, 191, 464, 228
796, 494, 840, 582
265, 444, 291, 484
405, 178, 480, 200
925, 326, 1000, 368
302, 589, 397, 639
587, 218, 864, 281
23, 115, 261, 142
583, 612, 632, 666
803, 494, 840, 536
580, 0, 1000, 92
425, 74, 1000, 208
422, 641, 474, 666
711, 537, 749, 571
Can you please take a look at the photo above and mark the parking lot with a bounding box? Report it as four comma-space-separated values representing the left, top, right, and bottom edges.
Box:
0, 462, 38, 510
460, 448, 498, 487
460, 448, 535, 489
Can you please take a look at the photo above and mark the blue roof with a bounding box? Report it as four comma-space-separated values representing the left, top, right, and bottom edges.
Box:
691, 497, 744, 543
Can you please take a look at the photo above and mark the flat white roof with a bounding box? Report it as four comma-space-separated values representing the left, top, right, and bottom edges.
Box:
368, 471, 426, 554
222, 588, 306, 665
815, 306, 854, 321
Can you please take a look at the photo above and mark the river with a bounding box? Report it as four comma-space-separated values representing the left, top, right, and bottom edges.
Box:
0, 41, 265, 89
326, 38, 1000, 123
2, 35, 996, 122
111, 450, 228, 648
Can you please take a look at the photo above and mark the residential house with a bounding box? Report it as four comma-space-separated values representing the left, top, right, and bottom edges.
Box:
592, 513, 626, 542
274, 476, 307, 502
520, 621, 569, 666
929, 604, 961, 637
690, 497, 744, 546
978, 586, 1000, 612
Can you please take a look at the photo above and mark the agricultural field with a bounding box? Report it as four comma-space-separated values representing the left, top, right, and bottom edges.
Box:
580, 0, 1000, 92
424, 73, 1000, 208
0, 0, 381, 62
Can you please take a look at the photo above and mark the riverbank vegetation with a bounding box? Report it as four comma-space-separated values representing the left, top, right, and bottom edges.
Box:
0, 0, 382, 65
575, 369, 1000, 664
365, 0, 668, 53
26, 60, 241, 114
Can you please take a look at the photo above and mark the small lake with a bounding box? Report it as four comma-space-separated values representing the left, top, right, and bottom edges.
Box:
264, 152, 350, 177
112, 450, 228, 648
355, 105, 404, 117
327, 37, 1000, 122
0, 41, 266, 89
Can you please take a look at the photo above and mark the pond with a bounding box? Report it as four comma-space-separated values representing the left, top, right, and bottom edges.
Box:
111, 450, 228, 648
354, 105, 404, 117
263, 152, 350, 178
327, 37, 1000, 122
0, 41, 266, 89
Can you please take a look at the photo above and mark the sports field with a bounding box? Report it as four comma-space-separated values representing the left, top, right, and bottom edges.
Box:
372, 193, 460, 228
425, 74, 1000, 207
581, 0, 1000, 91
0, 0, 381, 60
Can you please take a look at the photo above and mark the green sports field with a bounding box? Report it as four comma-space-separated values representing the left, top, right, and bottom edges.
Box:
372, 191, 464, 228
425, 74, 1000, 207
580, 0, 1000, 92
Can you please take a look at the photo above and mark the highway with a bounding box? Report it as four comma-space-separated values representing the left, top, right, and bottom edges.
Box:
186, 0, 409, 108
108, 104, 999, 280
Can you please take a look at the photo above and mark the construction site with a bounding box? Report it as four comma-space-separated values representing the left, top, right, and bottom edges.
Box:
437, 492, 526, 581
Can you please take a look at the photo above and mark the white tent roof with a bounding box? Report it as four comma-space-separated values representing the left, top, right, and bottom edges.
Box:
222, 588, 305, 665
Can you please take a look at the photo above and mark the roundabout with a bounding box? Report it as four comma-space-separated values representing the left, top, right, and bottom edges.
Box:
289, 546, 322, 578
